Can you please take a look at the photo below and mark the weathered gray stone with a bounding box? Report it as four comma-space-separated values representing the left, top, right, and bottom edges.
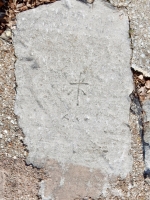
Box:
142, 101, 150, 172
13, 0, 133, 198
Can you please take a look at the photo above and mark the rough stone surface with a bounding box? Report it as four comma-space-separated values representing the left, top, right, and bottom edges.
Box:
13, 0, 133, 198
0, 170, 5, 199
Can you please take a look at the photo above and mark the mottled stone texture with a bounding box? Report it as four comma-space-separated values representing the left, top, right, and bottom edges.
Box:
0, 170, 5, 199
13, 0, 133, 199
39, 159, 107, 200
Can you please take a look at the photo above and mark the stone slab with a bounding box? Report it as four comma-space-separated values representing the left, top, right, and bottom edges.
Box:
13, 0, 133, 198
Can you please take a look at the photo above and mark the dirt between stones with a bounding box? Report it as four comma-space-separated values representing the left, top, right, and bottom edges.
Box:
1, 0, 150, 199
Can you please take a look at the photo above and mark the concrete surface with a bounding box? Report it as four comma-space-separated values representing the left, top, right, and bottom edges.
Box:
13, 0, 133, 199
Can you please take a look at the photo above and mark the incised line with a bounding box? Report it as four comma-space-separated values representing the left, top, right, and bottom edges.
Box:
70, 72, 89, 106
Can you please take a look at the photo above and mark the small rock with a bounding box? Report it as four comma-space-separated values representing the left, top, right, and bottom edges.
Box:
0, 29, 12, 42
19, 5, 28, 11
138, 74, 143, 80
3, 130, 8, 134
11, 120, 16, 124
87, 0, 94, 3
145, 80, 150, 89
5, 29, 12, 38
16, 3, 24, 9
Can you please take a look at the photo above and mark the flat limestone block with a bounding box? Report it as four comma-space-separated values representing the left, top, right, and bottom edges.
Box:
13, 0, 133, 198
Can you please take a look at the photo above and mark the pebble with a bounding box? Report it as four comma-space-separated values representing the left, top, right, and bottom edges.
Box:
0, 29, 12, 44
146, 89, 150, 94
138, 74, 143, 80
5, 29, 12, 38
145, 80, 150, 89
3, 130, 8, 134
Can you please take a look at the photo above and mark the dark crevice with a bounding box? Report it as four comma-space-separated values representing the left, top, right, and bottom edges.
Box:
129, 90, 145, 161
